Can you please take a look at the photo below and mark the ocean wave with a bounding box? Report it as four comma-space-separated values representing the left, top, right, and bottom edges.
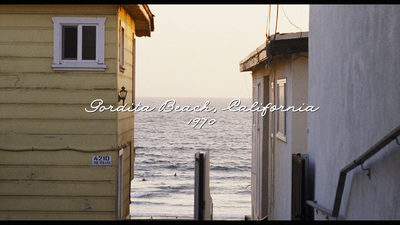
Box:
133, 97, 252, 218
158, 185, 192, 191
211, 165, 232, 171
176, 146, 194, 150
234, 189, 252, 195
210, 164, 250, 172
164, 164, 179, 169
131, 201, 166, 205
131, 192, 170, 198
211, 175, 250, 181
184, 166, 195, 171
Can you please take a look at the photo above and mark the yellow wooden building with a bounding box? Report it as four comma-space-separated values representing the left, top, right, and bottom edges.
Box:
0, 4, 154, 220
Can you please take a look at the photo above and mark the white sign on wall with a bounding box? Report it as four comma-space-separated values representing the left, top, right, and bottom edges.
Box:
92, 155, 112, 165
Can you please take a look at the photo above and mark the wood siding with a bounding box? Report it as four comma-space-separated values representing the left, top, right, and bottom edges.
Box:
117, 7, 136, 219
0, 5, 138, 220
0, 5, 119, 149
0, 150, 119, 220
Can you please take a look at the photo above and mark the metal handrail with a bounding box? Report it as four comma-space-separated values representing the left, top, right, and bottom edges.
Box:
307, 124, 400, 219
306, 200, 335, 219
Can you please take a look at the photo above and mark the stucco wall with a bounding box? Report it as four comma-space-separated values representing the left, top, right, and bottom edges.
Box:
309, 5, 400, 220
290, 53, 308, 155
271, 56, 292, 220
270, 53, 308, 220
251, 66, 269, 220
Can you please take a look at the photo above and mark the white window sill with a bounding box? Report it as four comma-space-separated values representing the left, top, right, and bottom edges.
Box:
52, 63, 106, 71
276, 132, 287, 143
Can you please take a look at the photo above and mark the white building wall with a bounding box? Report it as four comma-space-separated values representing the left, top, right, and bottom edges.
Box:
308, 5, 400, 220
269, 54, 308, 220
271, 57, 292, 220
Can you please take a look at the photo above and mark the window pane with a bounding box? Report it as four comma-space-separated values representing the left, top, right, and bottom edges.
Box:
277, 81, 286, 135
82, 26, 96, 60
279, 84, 285, 107
276, 84, 282, 132
62, 26, 77, 60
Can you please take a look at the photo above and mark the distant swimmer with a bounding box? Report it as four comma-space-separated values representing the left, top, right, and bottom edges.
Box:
174, 173, 177, 177
142, 178, 146, 181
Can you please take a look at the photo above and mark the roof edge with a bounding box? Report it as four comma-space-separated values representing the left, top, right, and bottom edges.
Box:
239, 32, 308, 72
122, 4, 155, 37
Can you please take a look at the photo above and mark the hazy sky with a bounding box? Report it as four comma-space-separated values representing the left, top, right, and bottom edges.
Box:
135, 5, 309, 99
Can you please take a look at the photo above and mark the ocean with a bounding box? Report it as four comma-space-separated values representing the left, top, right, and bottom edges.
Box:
130, 97, 252, 220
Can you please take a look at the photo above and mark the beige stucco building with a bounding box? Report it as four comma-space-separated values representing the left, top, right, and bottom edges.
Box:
0, 4, 154, 220
240, 32, 311, 220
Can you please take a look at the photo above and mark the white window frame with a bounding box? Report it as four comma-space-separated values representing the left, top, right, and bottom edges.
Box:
52, 17, 106, 71
119, 20, 126, 72
276, 78, 287, 142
